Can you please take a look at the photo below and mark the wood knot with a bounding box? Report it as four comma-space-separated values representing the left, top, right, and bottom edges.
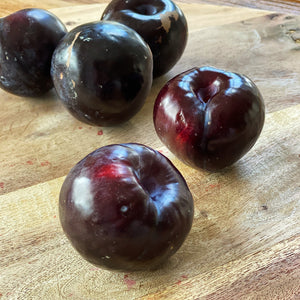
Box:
200, 210, 208, 218
261, 205, 268, 211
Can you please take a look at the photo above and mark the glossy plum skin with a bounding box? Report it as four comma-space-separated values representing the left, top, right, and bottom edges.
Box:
0, 8, 67, 97
51, 21, 153, 126
59, 143, 194, 271
153, 67, 265, 171
101, 0, 188, 78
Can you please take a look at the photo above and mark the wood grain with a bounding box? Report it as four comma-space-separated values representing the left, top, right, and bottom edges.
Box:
0, 0, 300, 15
140, 236, 300, 299
1, 104, 299, 299
1, 4, 300, 196
193, 0, 300, 15
0, 0, 105, 16
0, 3, 273, 196
0, 2, 299, 299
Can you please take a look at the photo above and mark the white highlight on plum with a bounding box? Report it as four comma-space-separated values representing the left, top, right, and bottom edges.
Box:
120, 205, 128, 213
80, 36, 92, 42
72, 176, 94, 218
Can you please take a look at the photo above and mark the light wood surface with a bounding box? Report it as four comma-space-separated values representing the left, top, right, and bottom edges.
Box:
0, 2, 299, 299
1, 0, 300, 15
189, 0, 300, 15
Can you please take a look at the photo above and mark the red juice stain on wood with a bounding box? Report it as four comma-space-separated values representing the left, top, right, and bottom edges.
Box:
124, 274, 136, 290
158, 149, 167, 154
40, 161, 51, 167
175, 279, 182, 285
176, 274, 188, 285
97, 129, 103, 136
0, 182, 4, 189
26, 160, 34, 165
205, 183, 221, 191
78, 126, 82, 129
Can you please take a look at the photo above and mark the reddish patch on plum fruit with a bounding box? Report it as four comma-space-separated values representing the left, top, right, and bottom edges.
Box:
59, 143, 194, 271
154, 66, 265, 171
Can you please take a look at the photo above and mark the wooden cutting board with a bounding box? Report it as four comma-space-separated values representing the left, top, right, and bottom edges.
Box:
0, 2, 299, 299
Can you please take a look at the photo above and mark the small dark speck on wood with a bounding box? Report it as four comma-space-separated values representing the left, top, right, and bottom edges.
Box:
200, 210, 208, 218
285, 15, 294, 20
268, 13, 280, 20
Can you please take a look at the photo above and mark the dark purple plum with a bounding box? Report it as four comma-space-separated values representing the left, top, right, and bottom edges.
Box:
51, 21, 153, 126
0, 8, 67, 97
59, 143, 194, 271
101, 0, 188, 78
153, 66, 265, 171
